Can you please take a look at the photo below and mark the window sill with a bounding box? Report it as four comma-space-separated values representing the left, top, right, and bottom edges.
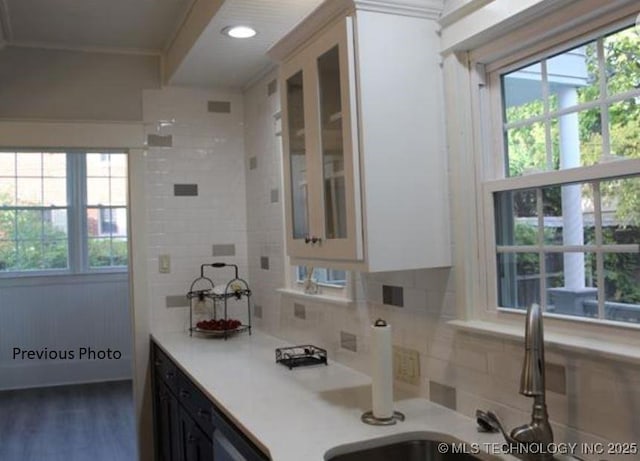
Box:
448, 318, 640, 366
0, 270, 128, 287
276, 288, 353, 306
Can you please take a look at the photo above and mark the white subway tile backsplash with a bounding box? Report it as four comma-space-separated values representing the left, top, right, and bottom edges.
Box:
143, 86, 248, 337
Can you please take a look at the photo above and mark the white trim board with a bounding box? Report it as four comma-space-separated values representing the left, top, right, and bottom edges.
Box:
449, 319, 640, 366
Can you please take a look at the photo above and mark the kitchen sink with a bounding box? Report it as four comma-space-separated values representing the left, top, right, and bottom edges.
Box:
325, 433, 498, 461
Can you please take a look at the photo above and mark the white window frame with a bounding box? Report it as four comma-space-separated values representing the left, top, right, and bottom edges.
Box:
459, 9, 640, 344
0, 149, 128, 278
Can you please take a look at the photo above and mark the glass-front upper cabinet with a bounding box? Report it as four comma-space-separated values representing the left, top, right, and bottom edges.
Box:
270, 4, 451, 272
280, 17, 360, 261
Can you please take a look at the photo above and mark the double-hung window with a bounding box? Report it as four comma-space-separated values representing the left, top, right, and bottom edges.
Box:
0, 151, 128, 275
484, 21, 640, 325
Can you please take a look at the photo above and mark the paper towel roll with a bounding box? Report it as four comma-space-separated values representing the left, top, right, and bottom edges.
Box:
371, 319, 393, 419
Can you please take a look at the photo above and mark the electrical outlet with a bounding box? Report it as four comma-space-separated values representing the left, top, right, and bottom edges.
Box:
393, 346, 420, 385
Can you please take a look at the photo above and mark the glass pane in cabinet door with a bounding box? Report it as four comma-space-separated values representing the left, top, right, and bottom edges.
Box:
286, 71, 309, 239
318, 46, 347, 240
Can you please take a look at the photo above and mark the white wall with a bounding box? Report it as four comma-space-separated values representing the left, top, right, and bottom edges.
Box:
0, 273, 132, 390
243, 65, 640, 460
141, 86, 249, 334
0, 47, 160, 121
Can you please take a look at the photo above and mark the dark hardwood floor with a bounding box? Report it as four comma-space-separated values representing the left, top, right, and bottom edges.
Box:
0, 380, 137, 461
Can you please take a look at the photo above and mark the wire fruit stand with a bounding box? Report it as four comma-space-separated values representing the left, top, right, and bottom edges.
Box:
186, 263, 252, 339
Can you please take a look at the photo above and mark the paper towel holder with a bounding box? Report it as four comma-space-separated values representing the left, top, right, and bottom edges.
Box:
361, 410, 405, 426
361, 318, 405, 426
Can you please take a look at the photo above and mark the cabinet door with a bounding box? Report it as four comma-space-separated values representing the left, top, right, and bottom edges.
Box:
281, 56, 317, 258
281, 17, 362, 262
154, 379, 182, 461
311, 16, 361, 261
179, 407, 213, 461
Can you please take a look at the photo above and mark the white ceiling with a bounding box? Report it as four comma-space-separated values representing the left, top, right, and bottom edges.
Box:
170, 0, 323, 88
0, 0, 323, 88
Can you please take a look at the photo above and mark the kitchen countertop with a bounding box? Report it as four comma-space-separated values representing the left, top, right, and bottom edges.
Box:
151, 330, 515, 461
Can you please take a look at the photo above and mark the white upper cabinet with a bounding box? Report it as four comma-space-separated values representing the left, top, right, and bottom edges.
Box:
269, 0, 451, 272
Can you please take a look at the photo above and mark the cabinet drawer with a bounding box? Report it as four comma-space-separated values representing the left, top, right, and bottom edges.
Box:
153, 345, 179, 394
177, 371, 215, 436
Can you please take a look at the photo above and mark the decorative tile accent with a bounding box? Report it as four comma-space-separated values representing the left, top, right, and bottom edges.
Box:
208, 100, 231, 113
382, 285, 404, 307
147, 134, 172, 147
253, 304, 263, 319
212, 244, 236, 257
267, 79, 277, 96
546, 362, 566, 395
293, 303, 306, 320
273, 111, 282, 136
429, 381, 456, 410
260, 256, 269, 270
249, 156, 257, 170
340, 331, 357, 352
270, 188, 279, 203
173, 184, 198, 196
165, 295, 189, 308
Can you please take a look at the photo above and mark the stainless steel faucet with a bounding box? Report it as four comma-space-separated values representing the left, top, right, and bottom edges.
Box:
511, 302, 554, 456
477, 303, 554, 460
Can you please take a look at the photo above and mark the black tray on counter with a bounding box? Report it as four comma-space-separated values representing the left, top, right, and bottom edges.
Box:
275, 345, 328, 369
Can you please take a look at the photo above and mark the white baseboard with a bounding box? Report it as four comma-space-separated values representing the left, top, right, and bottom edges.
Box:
0, 358, 133, 391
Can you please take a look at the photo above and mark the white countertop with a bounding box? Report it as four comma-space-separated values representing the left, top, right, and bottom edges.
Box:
151, 330, 514, 461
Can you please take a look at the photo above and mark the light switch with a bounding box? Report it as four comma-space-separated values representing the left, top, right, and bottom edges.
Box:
159, 254, 170, 273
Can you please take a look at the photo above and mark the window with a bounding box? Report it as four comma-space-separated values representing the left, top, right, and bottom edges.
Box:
296, 266, 347, 288
86, 153, 128, 268
0, 151, 128, 274
486, 22, 640, 325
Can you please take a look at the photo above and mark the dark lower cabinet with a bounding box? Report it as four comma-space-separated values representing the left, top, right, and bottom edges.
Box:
179, 406, 214, 461
155, 379, 181, 461
152, 341, 269, 461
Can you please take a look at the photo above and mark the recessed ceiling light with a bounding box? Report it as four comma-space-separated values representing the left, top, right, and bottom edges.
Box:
222, 26, 257, 39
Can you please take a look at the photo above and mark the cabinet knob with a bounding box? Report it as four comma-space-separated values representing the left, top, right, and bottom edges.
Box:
304, 235, 312, 244
197, 408, 211, 419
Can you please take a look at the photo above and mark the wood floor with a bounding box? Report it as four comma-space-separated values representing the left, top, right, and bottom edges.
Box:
0, 380, 137, 461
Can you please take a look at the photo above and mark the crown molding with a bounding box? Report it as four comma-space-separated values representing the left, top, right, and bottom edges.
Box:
354, 0, 443, 19
439, 0, 492, 27
268, 0, 444, 62
7, 40, 161, 57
